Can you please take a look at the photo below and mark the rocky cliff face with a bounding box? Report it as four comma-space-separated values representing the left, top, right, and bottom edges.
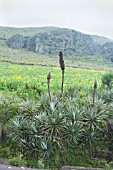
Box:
7, 34, 25, 49
7, 28, 113, 59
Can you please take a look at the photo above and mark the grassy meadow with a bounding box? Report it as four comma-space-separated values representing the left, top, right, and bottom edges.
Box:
0, 62, 105, 97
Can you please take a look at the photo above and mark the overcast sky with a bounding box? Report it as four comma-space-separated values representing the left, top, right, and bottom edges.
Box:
0, 0, 113, 39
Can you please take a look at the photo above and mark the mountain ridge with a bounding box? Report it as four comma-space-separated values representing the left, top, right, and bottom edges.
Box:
0, 26, 113, 42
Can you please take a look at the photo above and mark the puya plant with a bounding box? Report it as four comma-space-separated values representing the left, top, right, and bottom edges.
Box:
59, 51, 65, 97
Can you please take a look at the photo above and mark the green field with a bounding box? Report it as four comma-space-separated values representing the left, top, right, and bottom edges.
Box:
0, 62, 106, 97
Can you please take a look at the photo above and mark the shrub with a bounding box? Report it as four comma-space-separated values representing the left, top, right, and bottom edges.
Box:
102, 72, 113, 89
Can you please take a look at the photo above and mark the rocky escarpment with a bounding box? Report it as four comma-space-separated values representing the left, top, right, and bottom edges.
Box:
7, 28, 113, 59
7, 34, 35, 51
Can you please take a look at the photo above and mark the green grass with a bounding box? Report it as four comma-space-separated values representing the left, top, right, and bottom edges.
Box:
0, 61, 105, 98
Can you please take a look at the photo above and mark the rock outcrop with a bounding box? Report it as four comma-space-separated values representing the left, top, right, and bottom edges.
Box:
7, 34, 25, 49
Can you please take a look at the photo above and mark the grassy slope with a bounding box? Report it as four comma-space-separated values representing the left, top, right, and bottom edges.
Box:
91, 35, 113, 45
0, 26, 113, 71
0, 26, 62, 39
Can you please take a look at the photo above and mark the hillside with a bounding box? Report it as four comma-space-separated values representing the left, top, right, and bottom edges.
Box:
0, 26, 113, 70
5, 27, 113, 57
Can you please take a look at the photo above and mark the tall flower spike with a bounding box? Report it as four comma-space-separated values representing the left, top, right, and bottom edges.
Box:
59, 51, 65, 73
59, 51, 65, 97
47, 71, 51, 81
94, 80, 97, 89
